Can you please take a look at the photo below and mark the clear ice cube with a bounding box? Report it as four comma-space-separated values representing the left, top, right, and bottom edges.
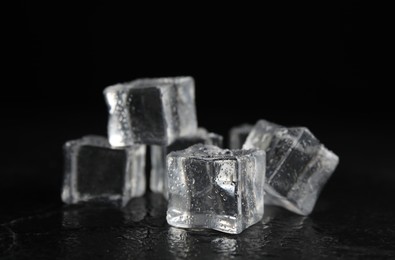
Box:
242, 119, 281, 150
229, 124, 253, 149
244, 123, 339, 215
103, 76, 198, 146
166, 144, 265, 234
62, 135, 146, 206
150, 128, 223, 198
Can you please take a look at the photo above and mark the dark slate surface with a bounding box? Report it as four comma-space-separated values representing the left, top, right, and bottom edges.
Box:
1, 180, 394, 259
2, 121, 395, 259
3, 2, 394, 259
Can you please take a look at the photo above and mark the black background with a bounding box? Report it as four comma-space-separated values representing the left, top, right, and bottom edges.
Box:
1, 2, 394, 259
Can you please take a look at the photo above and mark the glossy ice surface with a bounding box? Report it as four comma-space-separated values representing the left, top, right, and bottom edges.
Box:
62, 135, 146, 206
229, 124, 252, 149
150, 128, 223, 198
244, 123, 339, 215
167, 144, 265, 234
103, 76, 198, 146
242, 119, 281, 150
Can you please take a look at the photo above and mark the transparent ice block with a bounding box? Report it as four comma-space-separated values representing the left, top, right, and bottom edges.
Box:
229, 124, 253, 149
62, 135, 146, 206
244, 123, 339, 215
242, 119, 281, 150
150, 128, 223, 198
103, 76, 198, 146
167, 144, 265, 234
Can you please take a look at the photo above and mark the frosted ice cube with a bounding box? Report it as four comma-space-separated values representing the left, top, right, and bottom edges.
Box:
244, 123, 339, 215
229, 124, 253, 149
103, 76, 198, 146
167, 144, 265, 234
150, 128, 223, 198
242, 119, 281, 150
62, 135, 146, 206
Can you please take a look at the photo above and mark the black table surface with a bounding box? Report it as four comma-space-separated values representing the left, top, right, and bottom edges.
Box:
1, 190, 394, 260
1, 124, 395, 259
3, 2, 395, 258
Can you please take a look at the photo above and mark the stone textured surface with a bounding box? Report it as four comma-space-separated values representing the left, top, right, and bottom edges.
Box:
1, 190, 394, 260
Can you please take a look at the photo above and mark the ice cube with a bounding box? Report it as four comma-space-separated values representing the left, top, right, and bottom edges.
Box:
103, 76, 198, 146
62, 135, 146, 206
229, 124, 253, 149
150, 128, 223, 198
242, 119, 281, 150
167, 144, 265, 234
244, 123, 339, 215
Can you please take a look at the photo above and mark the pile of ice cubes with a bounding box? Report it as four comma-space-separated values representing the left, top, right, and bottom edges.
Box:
62, 76, 339, 234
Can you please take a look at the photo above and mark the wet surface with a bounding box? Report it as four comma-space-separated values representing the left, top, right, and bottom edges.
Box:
1, 189, 395, 259
4, 1, 393, 258
2, 126, 395, 259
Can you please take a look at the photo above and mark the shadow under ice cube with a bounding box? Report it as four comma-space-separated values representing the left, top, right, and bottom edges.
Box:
62, 135, 146, 206
244, 123, 339, 216
150, 128, 223, 198
167, 144, 265, 234
103, 76, 198, 146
